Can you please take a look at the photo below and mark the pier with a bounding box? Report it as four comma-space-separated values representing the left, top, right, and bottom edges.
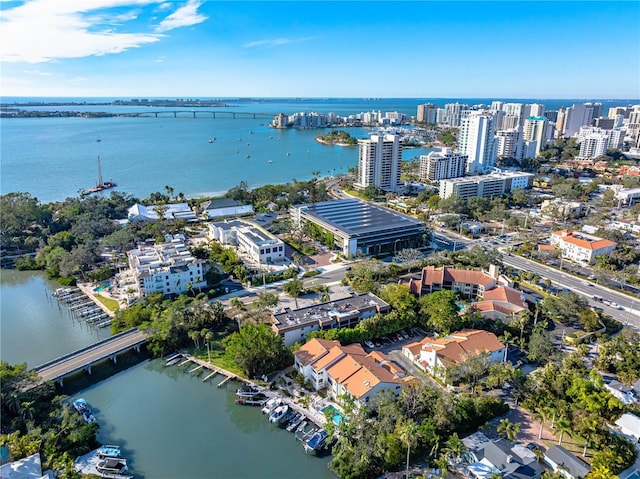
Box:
33, 328, 147, 385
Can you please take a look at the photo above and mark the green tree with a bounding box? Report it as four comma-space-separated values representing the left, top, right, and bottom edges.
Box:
283, 278, 304, 308
399, 419, 420, 479
222, 323, 292, 377
419, 290, 463, 334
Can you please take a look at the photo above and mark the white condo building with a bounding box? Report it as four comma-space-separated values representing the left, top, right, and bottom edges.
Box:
419, 148, 468, 183
355, 134, 402, 192
563, 103, 595, 137
522, 116, 548, 157
128, 234, 206, 298
206, 219, 286, 265
439, 171, 534, 200
495, 129, 522, 160
577, 126, 624, 159
459, 111, 496, 174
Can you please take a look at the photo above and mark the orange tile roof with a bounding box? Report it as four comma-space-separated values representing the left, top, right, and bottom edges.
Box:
552, 229, 617, 250
419, 329, 503, 365
294, 338, 341, 366
538, 244, 556, 251
483, 286, 526, 308
421, 266, 495, 288
473, 301, 520, 317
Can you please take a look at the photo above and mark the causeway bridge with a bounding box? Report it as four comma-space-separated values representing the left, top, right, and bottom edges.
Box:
33, 328, 147, 386
118, 110, 277, 119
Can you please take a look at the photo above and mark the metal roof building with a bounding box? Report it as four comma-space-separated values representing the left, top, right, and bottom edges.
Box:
290, 198, 427, 258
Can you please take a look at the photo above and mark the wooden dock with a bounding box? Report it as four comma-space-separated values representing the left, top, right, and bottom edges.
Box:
202, 371, 217, 382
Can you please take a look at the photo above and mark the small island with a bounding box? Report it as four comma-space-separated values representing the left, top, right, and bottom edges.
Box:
315, 130, 358, 146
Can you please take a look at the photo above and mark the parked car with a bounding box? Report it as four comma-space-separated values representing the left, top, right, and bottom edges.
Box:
364, 340, 375, 349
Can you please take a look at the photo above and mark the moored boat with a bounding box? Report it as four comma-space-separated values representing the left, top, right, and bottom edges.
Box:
286, 413, 304, 432
96, 457, 128, 475
236, 385, 262, 398
235, 394, 268, 406
304, 429, 328, 454
261, 397, 280, 415
268, 404, 289, 424
73, 398, 89, 413
165, 357, 181, 367
97, 445, 122, 459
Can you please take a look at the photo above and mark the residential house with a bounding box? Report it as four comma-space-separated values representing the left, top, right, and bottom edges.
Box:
549, 229, 617, 265
200, 198, 254, 220
402, 329, 505, 382
473, 286, 528, 320
615, 413, 640, 442
604, 380, 638, 405
293, 338, 405, 406
127, 202, 198, 222
543, 445, 590, 479
271, 293, 390, 347
462, 432, 543, 479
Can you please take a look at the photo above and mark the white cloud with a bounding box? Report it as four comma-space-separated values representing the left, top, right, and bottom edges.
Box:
243, 37, 314, 49
0, 0, 207, 63
154, 55, 166, 63
70, 76, 89, 82
155, 0, 207, 32
22, 69, 52, 76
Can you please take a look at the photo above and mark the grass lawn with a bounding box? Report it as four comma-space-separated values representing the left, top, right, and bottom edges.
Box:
95, 294, 120, 312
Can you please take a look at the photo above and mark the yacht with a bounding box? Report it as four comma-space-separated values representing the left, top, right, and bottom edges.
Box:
304, 429, 328, 454
268, 405, 289, 424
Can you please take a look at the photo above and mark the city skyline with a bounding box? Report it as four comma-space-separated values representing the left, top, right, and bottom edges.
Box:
1, 1, 639, 98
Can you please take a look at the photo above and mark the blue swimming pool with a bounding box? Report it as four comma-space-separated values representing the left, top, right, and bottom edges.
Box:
321, 404, 343, 425
93, 280, 111, 293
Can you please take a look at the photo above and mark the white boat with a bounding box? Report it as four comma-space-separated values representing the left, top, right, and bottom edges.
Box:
261, 397, 280, 415
269, 405, 289, 424
96, 457, 128, 475
165, 357, 181, 367
286, 413, 304, 432
236, 385, 262, 398
304, 429, 328, 454
97, 445, 122, 459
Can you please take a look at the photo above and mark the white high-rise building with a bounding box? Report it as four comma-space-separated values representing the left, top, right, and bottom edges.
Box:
563, 103, 595, 137
443, 102, 468, 127
528, 103, 546, 117
459, 111, 496, 174
355, 134, 402, 192
495, 129, 522, 160
419, 148, 468, 183
502, 103, 525, 126
577, 127, 625, 159
522, 116, 548, 157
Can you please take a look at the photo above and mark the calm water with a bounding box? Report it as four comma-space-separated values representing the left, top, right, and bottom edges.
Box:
0, 269, 111, 367
3, 97, 635, 203
0, 270, 334, 478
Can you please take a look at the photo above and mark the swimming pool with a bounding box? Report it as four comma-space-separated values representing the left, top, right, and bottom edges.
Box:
321, 404, 343, 425
93, 280, 111, 293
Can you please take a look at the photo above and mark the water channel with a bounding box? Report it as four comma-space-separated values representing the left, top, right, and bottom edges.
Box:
0, 270, 334, 478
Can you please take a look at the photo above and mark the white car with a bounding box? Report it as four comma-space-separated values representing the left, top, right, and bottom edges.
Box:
364, 340, 375, 349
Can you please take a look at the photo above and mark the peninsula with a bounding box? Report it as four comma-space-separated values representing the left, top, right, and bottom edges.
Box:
315, 130, 358, 146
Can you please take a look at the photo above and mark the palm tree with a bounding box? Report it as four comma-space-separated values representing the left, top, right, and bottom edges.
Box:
555, 416, 572, 446
497, 418, 521, 442
283, 278, 304, 308
434, 454, 449, 479
500, 331, 514, 363
20, 400, 35, 423
399, 419, 421, 479
531, 409, 545, 440
3, 392, 21, 415
443, 432, 465, 464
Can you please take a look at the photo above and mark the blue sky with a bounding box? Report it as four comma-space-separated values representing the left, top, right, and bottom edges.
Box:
1, 1, 639, 98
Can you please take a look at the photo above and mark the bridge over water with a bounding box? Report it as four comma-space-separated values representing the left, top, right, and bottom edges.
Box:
118, 110, 278, 119
33, 328, 147, 386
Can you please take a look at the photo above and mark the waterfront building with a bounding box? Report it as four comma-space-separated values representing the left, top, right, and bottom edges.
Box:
419, 147, 468, 183
563, 103, 595, 137
272, 113, 288, 129
272, 292, 390, 347
200, 198, 254, 220
293, 338, 405, 406
528, 103, 546, 118
206, 219, 286, 265
355, 134, 402, 192
502, 103, 525, 126
549, 229, 617, 264
495, 128, 522, 160
522, 116, 548, 157
416, 103, 438, 124
439, 171, 534, 200
490, 101, 504, 111
402, 329, 505, 382
127, 202, 198, 222
290, 198, 427, 258
127, 234, 206, 297
459, 111, 496, 174
608, 106, 630, 119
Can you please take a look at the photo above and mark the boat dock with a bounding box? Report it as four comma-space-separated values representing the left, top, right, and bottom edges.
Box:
74, 448, 133, 479
53, 284, 116, 330
164, 352, 247, 388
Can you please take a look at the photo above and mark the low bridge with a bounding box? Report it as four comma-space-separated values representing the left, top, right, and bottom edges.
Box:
119, 110, 277, 119
33, 328, 147, 386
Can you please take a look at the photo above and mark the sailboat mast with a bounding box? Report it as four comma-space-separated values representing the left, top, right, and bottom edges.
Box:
97, 156, 103, 187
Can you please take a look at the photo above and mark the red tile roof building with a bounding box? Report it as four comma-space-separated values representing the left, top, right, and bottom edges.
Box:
294, 338, 407, 405
402, 329, 505, 383
550, 229, 617, 264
